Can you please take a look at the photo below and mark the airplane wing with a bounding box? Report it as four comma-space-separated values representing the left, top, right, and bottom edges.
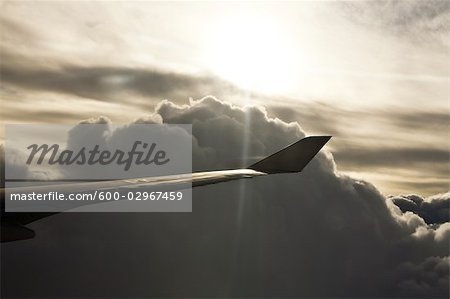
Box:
1, 136, 331, 242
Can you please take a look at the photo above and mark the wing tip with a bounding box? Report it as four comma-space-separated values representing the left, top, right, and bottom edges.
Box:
248, 135, 331, 174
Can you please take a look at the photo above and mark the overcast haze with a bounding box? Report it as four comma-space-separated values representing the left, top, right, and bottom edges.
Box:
1, 1, 448, 195
0, 1, 449, 298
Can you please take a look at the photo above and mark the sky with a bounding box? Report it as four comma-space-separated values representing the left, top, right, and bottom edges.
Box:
1, 1, 448, 195
0, 1, 449, 298
2, 96, 449, 298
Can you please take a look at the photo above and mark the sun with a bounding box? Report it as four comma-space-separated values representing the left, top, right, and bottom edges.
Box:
205, 14, 295, 94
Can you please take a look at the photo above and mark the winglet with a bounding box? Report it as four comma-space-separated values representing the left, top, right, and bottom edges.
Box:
248, 136, 331, 174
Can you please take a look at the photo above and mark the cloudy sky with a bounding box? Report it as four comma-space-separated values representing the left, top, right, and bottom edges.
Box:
2, 96, 449, 298
1, 1, 448, 195
0, 1, 449, 298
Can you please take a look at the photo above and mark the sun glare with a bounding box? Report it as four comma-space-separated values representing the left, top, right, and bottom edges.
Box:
205, 15, 295, 94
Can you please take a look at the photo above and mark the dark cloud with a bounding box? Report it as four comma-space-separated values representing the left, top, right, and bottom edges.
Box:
390, 111, 450, 131
0, 145, 49, 181
390, 193, 450, 225
0, 145, 28, 182
0, 107, 87, 124
268, 102, 450, 138
396, 256, 450, 297
0, 60, 237, 104
333, 146, 449, 169
1, 97, 448, 298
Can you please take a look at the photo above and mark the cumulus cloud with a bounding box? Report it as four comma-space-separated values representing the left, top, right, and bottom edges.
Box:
390, 193, 450, 225
0, 144, 29, 181
395, 256, 449, 297
155, 97, 307, 170
0, 144, 53, 181
61, 115, 192, 180
1, 97, 448, 298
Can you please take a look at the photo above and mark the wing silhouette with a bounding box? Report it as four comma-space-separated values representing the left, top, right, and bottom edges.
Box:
1, 136, 331, 242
